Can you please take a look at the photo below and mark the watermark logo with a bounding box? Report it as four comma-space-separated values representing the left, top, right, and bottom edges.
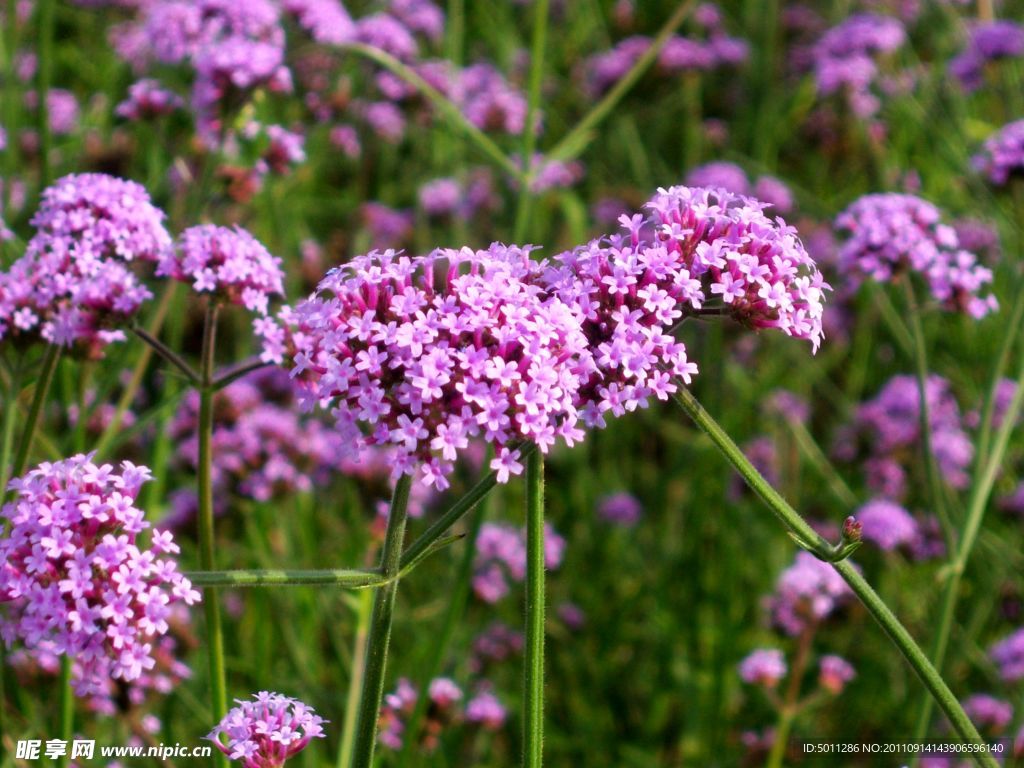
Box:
16, 739, 212, 760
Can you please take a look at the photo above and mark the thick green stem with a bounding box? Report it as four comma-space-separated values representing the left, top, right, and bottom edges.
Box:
197, 302, 228, 768
671, 386, 996, 763
903, 280, 953, 547
911, 344, 1024, 745
512, 0, 550, 242
547, 0, 697, 163
523, 450, 545, 768
12, 345, 60, 481
35, 0, 55, 187
338, 590, 373, 768
400, 442, 538, 568
398, 484, 491, 768
58, 656, 72, 768
350, 473, 413, 768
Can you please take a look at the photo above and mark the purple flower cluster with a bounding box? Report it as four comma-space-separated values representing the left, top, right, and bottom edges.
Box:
767, 552, 852, 636
417, 172, 497, 220
281, 0, 356, 45
990, 627, 1024, 683
950, 21, 1024, 91
855, 499, 919, 552
818, 654, 856, 694
812, 14, 905, 116
583, 7, 748, 98
834, 193, 997, 318
738, 648, 787, 687
962, 694, 1014, 734
973, 119, 1024, 187
378, 677, 505, 752
0, 455, 200, 696
685, 162, 795, 213
275, 245, 592, 488
116, 79, 184, 121
597, 491, 643, 526
0, 173, 171, 356
208, 691, 326, 767
839, 375, 973, 499
157, 225, 284, 314
469, 622, 523, 673
472, 522, 566, 603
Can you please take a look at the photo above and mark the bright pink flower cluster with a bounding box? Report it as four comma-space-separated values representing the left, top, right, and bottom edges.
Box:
738, 648, 787, 687
277, 245, 593, 488
157, 225, 284, 314
208, 691, 326, 767
0, 455, 200, 696
0, 173, 172, 356
834, 193, 997, 318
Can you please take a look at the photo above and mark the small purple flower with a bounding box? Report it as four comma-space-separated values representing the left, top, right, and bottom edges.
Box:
818, 654, 855, 694
466, 690, 506, 729
855, 499, 919, 551
812, 14, 905, 117
378, 677, 462, 752
950, 21, 1024, 91
990, 628, 1024, 683
116, 79, 184, 121
962, 694, 1013, 734
208, 691, 326, 767
738, 648, 787, 687
767, 551, 852, 636
597, 492, 643, 526
974, 119, 1024, 187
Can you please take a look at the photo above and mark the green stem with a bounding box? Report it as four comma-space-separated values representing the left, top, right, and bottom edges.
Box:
400, 442, 538, 569
350, 474, 413, 768
766, 627, 814, 768
523, 450, 545, 768
338, 590, 373, 768
671, 386, 996, 763
547, 0, 697, 163
11, 345, 61, 481
197, 302, 228, 768
398, 483, 491, 768
341, 43, 521, 181
35, 0, 55, 188
911, 342, 1024, 745
975, 280, 1024, 472
903, 280, 953, 547
58, 656, 72, 768
0, 361, 23, 498
512, 0, 550, 242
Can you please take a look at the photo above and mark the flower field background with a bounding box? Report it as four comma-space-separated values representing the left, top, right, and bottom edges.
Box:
2, 0, 1024, 766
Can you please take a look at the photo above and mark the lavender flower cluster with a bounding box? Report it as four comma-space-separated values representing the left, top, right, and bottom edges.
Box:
811, 14, 905, 117
208, 691, 326, 767
834, 193, 997, 318
767, 552, 853, 636
0, 173, 172, 357
157, 224, 284, 315
0, 455, 200, 696
950, 21, 1024, 92
473, 522, 566, 603
378, 677, 505, 751
973, 119, 1024, 187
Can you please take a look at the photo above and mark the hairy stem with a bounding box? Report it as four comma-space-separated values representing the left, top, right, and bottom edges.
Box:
338, 590, 373, 768
523, 450, 546, 768
671, 385, 996, 763
197, 302, 228, 768
350, 473, 413, 768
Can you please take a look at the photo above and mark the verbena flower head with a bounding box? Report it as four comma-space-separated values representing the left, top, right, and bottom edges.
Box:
544, 186, 826, 426
280, 245, 592, 489
208, 691, 326, 767
0, 454, 200, 696
465, 690, 507, 729
158, 225, 284, 315
0, 173, 171, 356
767, 551, 852, 636
855, 499, 919, 551
950, 21, 1024, 91
818, 654, 855, 694
738, 648, 787, 687
281, 0, 356, 45
116, 79, 184, 121
812, 14, 905, 116
963, 694, 1014, 734
973, 119, 1024, 187
834, 193, 997, 318
990, 628, 1024, 683
596, 491, 643, 526
473, 522, 565, 603
378, 677, 463, 752
841, 374, 973, 499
